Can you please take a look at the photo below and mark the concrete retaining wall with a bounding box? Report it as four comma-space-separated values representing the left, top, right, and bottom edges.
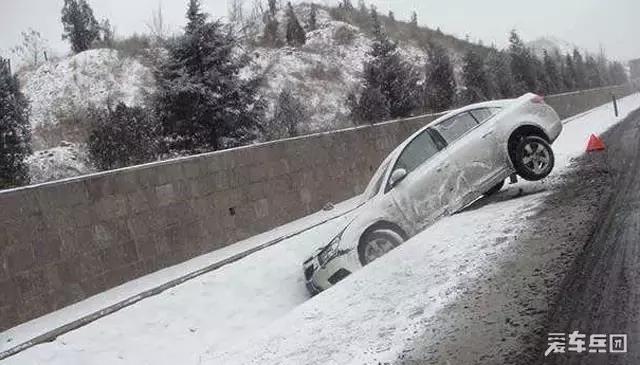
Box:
545, 83, 638, 119
0, 83, 637, 331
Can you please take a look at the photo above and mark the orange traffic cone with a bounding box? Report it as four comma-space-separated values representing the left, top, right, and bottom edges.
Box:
586, 134, 606, 152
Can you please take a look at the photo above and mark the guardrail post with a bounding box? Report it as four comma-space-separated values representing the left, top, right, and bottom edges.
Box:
612, 93, 619, 117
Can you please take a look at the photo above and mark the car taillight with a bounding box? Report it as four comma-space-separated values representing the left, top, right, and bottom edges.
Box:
532, 95, 545, 104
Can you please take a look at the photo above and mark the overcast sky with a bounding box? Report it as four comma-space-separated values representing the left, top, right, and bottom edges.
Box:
1, 0, 639, 62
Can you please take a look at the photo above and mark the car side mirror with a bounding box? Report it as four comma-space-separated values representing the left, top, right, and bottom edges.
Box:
390, 168, 408, 187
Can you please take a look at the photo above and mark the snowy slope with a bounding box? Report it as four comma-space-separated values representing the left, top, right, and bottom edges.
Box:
526, 36, 578, 58
25, 142, 94, 184
4, 94, 639, 365
18, 49, 154, 182
17, 5, 438, 182
22, 49, 154, 131
243, 5, 429, 133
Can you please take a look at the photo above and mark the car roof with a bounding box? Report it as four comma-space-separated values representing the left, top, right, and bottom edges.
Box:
426, 98, 514, 128
392, 98, 515, 154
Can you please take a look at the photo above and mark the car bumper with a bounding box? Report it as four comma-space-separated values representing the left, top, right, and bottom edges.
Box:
305, 277, 323, 296
548, 118, 563, 143
303, 253, 354, 296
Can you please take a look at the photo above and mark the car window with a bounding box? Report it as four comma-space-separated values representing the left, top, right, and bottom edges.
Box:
394, 129, 440, 174
470, 108, 501, 124
433, 112, 478, 144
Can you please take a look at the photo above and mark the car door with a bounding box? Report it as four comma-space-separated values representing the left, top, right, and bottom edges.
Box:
431, 109, 503, 209
386, 128, 456, 231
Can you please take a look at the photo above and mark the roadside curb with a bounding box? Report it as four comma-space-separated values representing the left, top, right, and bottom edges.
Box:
0, 204, 358, 361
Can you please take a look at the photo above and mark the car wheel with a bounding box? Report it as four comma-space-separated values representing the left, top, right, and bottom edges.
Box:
513, 135, 555, 181
483, 180, 505, 197
358, 229, 404, 266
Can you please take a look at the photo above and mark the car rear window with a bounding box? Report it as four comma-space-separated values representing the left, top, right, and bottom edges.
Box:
433, 112, 478, 144
470, 108, 501, 123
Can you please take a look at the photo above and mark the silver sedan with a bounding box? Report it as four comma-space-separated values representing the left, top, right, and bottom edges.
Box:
303, 93, 563, 295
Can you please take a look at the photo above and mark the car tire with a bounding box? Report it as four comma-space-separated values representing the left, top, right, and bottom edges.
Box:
513, 135, 555, 181
358, 229, 405, 266
483, 180, 505, 197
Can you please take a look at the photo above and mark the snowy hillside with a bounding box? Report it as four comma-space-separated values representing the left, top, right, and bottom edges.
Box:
26, 142, 94, 184
526, 36, 578, 58
18, 5, 463, 183
19, 49, 154, 183
22, 49, 154, 145
247, 6, 429, 132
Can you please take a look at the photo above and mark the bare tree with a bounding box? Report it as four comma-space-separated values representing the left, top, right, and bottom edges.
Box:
242, 0, 266, 45
229, 0, 245, 24
146, 1, 170, 45
11, 28, 50, 69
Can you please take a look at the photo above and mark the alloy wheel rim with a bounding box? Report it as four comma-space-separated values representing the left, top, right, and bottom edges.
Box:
364, 237, 396, 263
521, 141, 550, 174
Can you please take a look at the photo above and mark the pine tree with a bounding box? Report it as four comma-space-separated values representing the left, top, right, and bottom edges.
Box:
95, 18, 115, 48
541, 50, 559, 94
461, 49, 491, 103
265, 88, 306, 139
263, 15, 282, 47
341, 0, 354, 11
187, 0, 207, 32
572, 49, 587, 89
369, 6, 382, 38
424, 42, 456, 112
563, 53, 577, 91
552, 50, 568, 92
155, 0, 263, 153
268, 0, 277, 15
409, 11, 418, 34
87, 103, 162, 170
596, 51, 612, 86
358, 0, 367, 14
61, 0, 100, 53
0, 58, 31, 189
285, 2, 306, 47
349, 87, 389, 124
508, 30, 538, 94
609, 61, 628, 85
585, 54, 603, 88
486, 48, 515, 98
332, 0, 353, 22
350, 31, 420, 123
308, 3, 318, 31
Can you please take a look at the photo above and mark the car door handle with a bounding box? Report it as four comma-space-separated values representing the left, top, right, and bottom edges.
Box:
482, 131, 494, 139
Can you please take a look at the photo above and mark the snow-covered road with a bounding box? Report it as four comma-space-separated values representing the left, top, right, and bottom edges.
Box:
3, 94, 640, 365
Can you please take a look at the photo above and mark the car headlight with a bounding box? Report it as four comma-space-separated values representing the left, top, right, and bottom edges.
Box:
318, 230, 344, 267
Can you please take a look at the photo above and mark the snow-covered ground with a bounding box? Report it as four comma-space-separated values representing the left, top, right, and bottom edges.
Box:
22, 49, 153, 132
25, 142, 94, 184
2, 94, 639, 365
0, 195, 361, 355
240, 5, 430, 134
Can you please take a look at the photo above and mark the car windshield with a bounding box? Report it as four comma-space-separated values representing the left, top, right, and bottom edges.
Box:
363, 157, 392, 200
